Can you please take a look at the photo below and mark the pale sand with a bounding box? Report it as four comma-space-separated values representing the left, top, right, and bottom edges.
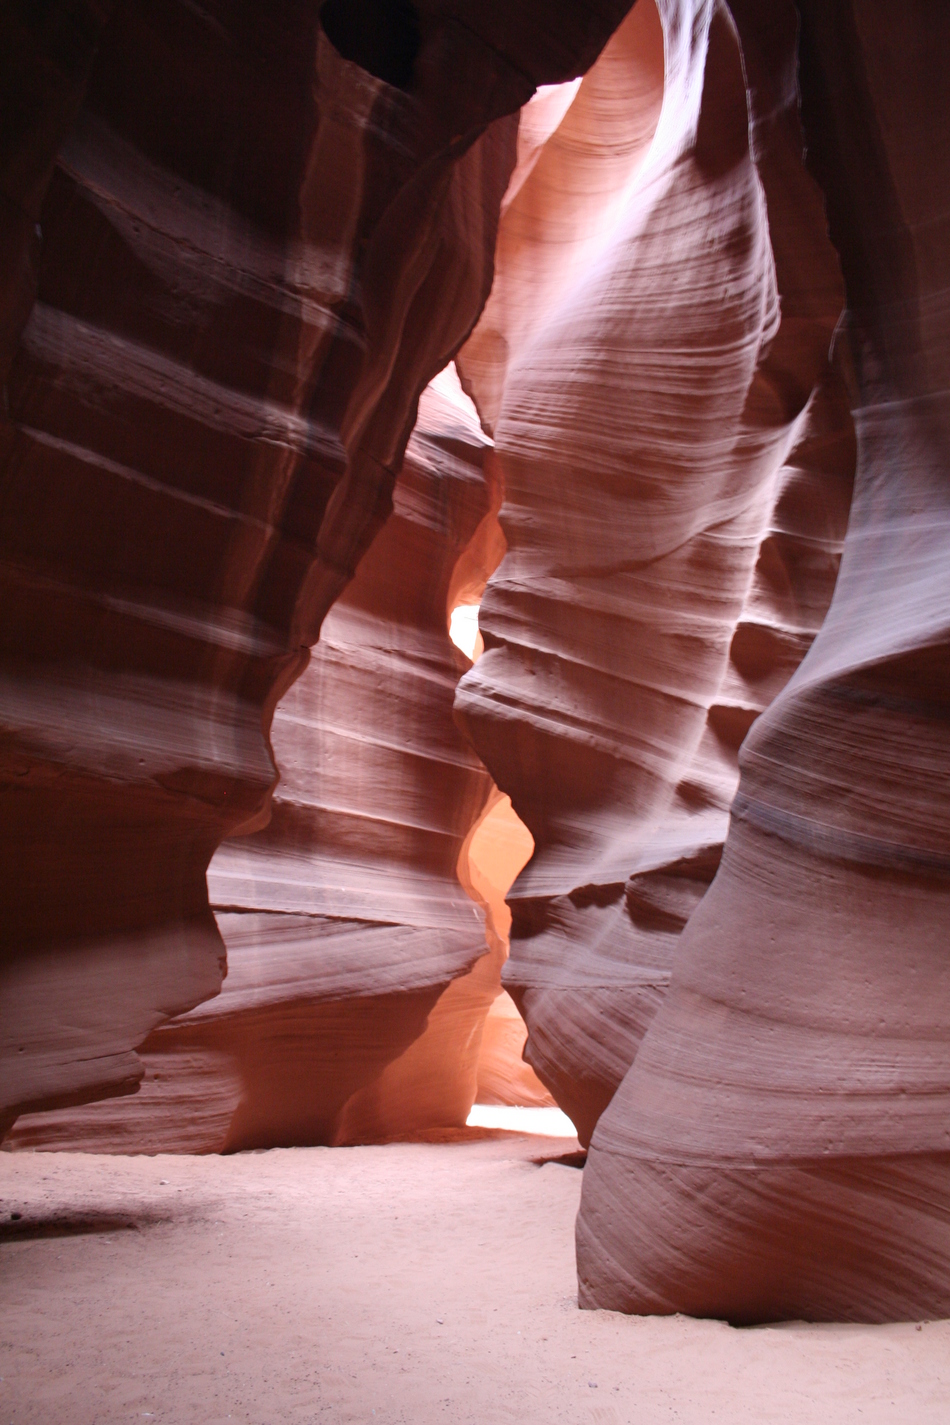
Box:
0, 1133, 947, 1425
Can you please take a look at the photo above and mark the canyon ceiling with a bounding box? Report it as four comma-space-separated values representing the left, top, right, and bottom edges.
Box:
1, 0, 948, 1324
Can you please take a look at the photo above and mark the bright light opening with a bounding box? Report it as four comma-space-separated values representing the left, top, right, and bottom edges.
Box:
465, 1104, 578, 1138
449, 603, 481, 661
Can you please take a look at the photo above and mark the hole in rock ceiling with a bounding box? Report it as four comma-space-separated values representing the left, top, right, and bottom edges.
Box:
319, 0, 420, 89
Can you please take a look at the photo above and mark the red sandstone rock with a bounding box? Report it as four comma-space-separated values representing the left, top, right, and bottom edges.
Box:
9, 367, 551, 1151
463, 792, 549, 1108
476, 989, 555, 1109
577, 0, 950, 1322
8, 368, 497, 1151
0, 0, 633, 1131
333, 772, 541, 1140
7, 0, 944, 1332
455, 0, 852, 1145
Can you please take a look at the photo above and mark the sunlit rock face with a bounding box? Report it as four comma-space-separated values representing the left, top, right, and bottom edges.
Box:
0, 0, 634, 1131
476, 987, 555, 1109
454, 0, 854, 1146
467, 794, 550, 1109
578, 0, 950, 1323
334, 781, 542, 1141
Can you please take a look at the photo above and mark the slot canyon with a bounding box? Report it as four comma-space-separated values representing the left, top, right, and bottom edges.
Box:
0, 1, 948, 1421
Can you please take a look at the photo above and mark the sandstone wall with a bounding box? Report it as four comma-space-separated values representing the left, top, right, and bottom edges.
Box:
9, 370, 493, 1150
454, 0, 853, 1145
0, 0, 633, 1131
8, 368, 548, 1152
578, 0, 950, 1322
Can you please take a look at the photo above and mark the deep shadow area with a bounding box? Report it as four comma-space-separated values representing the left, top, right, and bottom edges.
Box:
320, 0, 420, 88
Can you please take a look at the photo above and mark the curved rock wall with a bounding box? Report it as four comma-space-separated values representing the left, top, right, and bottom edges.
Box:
0, 2, 116, 376
8, 368, 500, 1152
0, 0, 634, 1130
454, 0, 852, 1145
578, 0, 950, 1323
467, 793, 548, 1109
7, 0, 943, 1329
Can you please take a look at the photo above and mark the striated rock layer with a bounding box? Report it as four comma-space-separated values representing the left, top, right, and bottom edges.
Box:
332, 778, 541, 1142
455, 0, 853, 1144
578, 0, 950, 1322
467, 792, 548, 1109
9, 369, 500, 1152
0, 0, 635, 1130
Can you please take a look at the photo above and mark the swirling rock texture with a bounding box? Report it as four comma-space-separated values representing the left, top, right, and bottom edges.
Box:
8, 368, 517, 1152
476, 983, 557, 1108
467, 794, 550, 1108
578, 0, 950, 1323
455, 0, 853, 1146
0, 0, 634, 1134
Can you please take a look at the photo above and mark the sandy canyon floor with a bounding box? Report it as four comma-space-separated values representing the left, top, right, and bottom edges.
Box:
1, 1129, 948, 1425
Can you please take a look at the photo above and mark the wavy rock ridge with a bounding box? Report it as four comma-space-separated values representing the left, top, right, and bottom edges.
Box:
4, 0, 947, 1331
455, 0, 853, 1146
577, 0, 950, 1322
0, 0, 633, 1132
10, 369, 507, 1151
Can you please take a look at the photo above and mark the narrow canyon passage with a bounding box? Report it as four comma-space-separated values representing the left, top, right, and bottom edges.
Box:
2, 1134, 948, 1425
2, 0, 949, 1402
